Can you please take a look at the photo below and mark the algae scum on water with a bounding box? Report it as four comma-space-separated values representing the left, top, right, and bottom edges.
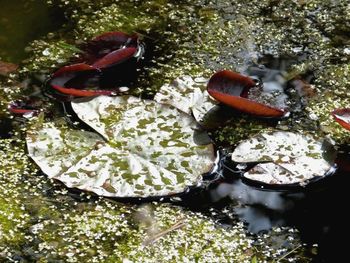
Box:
1, 0, 350, 262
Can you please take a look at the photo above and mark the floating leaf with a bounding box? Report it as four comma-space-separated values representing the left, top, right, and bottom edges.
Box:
48, 31, 142, 99
207, 70, 288, 118
91, 47, 137, 69
8, 96, 48, 117
84, 31, 139, 63
27, 123, 103, 178
154, 76, 217, 122
331, 108, 350, 131
231, 131, 335, 185
27, 96, 215, 197
50, 63, 119, 98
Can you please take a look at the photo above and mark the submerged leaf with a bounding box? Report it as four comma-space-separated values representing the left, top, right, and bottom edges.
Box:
231, 131, 335, 185
50, 63, 115, 97
27, 96, 215, 197
0, 60, 18, 76
154, 76, 217, 123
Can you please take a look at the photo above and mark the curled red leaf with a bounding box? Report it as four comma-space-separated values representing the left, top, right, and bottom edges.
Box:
92, 31, 138, 47
91, 47, 137, 69
332, 108, 350, 131
207, 70, 287, 118
51, 85, 114, 97
8, 99, 41, 116
49, 31, 142, 99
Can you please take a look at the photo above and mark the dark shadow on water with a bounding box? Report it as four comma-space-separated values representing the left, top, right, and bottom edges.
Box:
0, 0, 66, 63
175, 150, 350, 263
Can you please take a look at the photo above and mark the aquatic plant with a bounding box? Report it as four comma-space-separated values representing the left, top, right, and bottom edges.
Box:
154, 75, 217, 123
26, 95, 215, 198
231, 131, 335, 186
331, 108, 350, 131
8, 97, 42, 117
49, 31, 143, 98
207, 70, 289, 118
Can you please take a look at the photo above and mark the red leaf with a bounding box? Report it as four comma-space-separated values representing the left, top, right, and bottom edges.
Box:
8, 108, 37, 115
208, 70, 256, 97
92, 31, 138, 47
52, 85, 114, 97
208, 89, 286, 117
8, 99, 40, 116
52, 63, 97, 78
0, 61, 18, 76
207, 70, 287, 118
332, 108, 350, 131
92, 47, 137, 69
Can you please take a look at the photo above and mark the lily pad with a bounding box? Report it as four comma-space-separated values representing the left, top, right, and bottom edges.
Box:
231, 131, 335, 185
154, 76, 217, 122
27, 96, 215, 197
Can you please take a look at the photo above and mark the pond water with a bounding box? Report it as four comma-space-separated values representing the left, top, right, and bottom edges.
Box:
180, 153, 350, 262
1, 0, 349, 262
0, 0, 65, 63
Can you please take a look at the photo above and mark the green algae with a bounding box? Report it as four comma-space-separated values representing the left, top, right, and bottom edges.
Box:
209, 115, 271, 146
0, 78, 22, 117
0, 135, 307, 261
1, 0, 350, 261
20, 0, 349, 144
21, 39, 81, 74
0, 139, 35, 252
306, 64, 350, 144
33, 202, 254, 262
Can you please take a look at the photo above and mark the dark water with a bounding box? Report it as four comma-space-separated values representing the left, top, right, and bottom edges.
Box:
179, 152, 350, 263
0, 0, 65, 63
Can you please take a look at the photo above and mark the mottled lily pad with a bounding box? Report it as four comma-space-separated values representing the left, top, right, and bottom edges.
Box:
27, 96, 215, 197
231, 131, 335, 185
154, 76, 217, 122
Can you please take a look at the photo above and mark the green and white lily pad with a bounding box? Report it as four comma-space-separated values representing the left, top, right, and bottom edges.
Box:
27, 96, 215, 198
231, 131, 335, 185
154, 76, 217, 122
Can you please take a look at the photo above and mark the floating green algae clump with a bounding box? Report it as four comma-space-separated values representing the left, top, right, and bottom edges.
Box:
0, 139, 35, 252
33, 202, 255, 262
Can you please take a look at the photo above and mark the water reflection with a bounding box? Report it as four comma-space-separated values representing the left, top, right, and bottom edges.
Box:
210, 180, 305, 233
180, 151, 350, 262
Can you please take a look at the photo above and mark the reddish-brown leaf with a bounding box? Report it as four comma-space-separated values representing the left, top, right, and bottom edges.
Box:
332, 108, 350, 131
52, 85, 114, 97
0, 61, 18, 76
207, 70, 286, 117
92, 47, 137, 69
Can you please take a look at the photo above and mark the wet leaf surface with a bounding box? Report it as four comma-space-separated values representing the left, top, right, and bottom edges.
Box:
207, 70, 288, 118
27, 95, 215, 197
154, 76, 217, 122
332, 108, 350, 131
231, 131, 335, 185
